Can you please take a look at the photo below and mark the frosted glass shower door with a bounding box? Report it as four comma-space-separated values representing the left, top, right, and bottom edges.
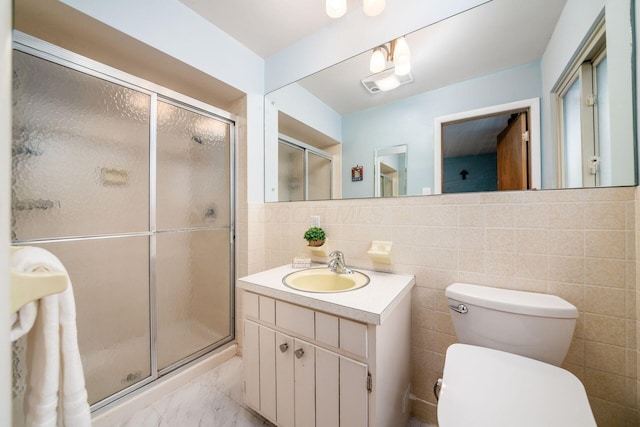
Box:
278, 142, 305, 202
156, 100, 232, 371
12, 50, 152, 405
308, 152, 331, 200
155, 230, 230, 369
12, 51, 150, 240
12, 42, 236, 410
35, 237, 151, 404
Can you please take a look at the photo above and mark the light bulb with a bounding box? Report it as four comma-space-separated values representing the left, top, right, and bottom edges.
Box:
326, 0, 347, 18
363, 0, 386, 16
393, 36, 411, 76
370, 47, 387, 73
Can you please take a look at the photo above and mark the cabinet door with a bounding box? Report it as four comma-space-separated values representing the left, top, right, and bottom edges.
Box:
243, 320, 260, 410
340, 357, 368, 427
259, 325, 277, 421
294, 339, 315, 427
315, 346, 339, 427
276, 332, 295, 427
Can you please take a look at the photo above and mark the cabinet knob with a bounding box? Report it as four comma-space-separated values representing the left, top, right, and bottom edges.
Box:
294, 348, 305, 359
279, 343, 289, 353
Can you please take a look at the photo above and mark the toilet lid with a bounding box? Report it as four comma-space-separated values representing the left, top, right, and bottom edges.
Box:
437, 344, 596, 427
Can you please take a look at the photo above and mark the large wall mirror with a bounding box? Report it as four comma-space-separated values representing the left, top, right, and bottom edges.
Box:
264, 0, 636, 202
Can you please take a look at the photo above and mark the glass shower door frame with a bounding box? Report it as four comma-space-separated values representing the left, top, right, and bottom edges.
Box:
12, 31, 236, 412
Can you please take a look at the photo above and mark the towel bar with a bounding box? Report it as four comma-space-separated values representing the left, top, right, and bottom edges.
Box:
10, 246, 68, 314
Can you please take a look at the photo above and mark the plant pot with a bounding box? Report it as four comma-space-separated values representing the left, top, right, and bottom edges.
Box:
307, 239, 325, 247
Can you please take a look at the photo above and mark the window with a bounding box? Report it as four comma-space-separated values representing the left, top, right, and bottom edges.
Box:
555, 18, 608, 187
278, 135, 332, 201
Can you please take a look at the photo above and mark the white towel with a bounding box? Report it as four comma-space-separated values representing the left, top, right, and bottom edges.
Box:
10, 246, 91, 427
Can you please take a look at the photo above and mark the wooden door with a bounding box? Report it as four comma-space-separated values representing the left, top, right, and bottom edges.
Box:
276, 332, 295, 427
497, 112, 529, 190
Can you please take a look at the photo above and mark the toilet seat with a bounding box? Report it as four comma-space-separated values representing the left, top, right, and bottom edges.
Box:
437, 344, 596, 427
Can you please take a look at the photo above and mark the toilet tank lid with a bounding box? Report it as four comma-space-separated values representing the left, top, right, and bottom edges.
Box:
446, 283, 578, 318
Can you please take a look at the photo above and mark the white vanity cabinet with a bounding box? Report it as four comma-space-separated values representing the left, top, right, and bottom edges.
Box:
245, 318, 368, 427
239, 265, 414, 427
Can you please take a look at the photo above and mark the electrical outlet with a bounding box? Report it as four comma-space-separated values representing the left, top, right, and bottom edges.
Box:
311, 215, 320, 227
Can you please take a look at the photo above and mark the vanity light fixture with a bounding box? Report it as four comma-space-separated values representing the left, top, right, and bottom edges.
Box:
392, 36, 411, 76
326, 0, 385, 18
369, 46, 388, 73
369, 36, 411, 76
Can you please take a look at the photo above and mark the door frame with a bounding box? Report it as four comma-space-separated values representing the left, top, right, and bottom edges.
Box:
433, 98, 541, 194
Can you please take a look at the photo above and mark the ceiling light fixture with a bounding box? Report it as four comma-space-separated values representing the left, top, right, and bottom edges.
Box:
326, 0, 385, 18
326, 0, 347, 18
368, 36, 411, 76
363, 0, 386, 16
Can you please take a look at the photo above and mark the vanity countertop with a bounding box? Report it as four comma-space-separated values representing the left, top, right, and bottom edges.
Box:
237, 265, 415, 325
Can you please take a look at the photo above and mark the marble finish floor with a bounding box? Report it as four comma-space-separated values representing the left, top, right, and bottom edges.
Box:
117, 356, 432, 427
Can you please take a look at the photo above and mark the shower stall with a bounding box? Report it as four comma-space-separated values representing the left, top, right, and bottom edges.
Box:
11, 33, 235, 410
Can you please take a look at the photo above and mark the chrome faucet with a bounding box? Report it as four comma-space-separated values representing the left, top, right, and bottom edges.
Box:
328, 250, 353, 274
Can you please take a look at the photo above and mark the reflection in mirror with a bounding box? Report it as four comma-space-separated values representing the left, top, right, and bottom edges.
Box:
277, 134, 333, 202
443, 114, 517, 194
375, 145, 408, 197
264, 0, 635, 201
434, 97, 540, 194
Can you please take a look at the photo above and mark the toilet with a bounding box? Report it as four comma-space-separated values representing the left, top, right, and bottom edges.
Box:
437, 283, 596, 427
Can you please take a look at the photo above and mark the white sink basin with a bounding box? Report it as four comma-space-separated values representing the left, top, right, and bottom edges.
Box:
283, 267, 370, 293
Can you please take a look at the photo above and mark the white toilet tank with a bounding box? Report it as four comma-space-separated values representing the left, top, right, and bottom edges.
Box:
445, 283, 578, 366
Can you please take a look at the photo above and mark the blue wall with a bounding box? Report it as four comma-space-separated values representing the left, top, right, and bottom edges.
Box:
443, 153, 497, 193
341, 61, 542, 198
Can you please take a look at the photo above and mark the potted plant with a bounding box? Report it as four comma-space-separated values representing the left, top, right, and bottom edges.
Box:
303, 226, 326, 247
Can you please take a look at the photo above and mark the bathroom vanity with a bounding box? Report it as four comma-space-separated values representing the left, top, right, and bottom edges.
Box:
238, 265, 415, 427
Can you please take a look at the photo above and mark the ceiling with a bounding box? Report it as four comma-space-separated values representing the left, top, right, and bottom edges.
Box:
178, 0, 364, 58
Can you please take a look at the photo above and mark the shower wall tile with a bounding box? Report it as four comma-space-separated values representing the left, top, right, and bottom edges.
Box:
247, 186, 639, 427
